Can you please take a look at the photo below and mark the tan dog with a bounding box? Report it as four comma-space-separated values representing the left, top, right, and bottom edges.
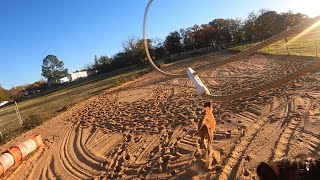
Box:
197, 101, 216, 169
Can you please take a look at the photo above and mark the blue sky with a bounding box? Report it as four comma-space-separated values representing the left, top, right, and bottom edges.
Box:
0, 0, 318, 89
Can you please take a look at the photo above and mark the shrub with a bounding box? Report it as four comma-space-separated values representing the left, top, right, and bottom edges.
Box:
23, 114, 44, 130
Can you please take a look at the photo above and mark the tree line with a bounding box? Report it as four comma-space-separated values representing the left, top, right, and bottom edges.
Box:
40, 9, 308, 84
1, 9, 308, 101
87, 10, 308, 72
0, 86, 11, 102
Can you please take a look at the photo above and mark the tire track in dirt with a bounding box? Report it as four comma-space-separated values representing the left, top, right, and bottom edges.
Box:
270, 98, 295, 161
31, 122, 109, 180
73, 126, 105, 171
39, 156, 58, 180
218, 96, 293, 180
85, 132, 122, 159
205, 59, 320, 101
224, 94, 316, 179
229, 99, 291, 178
58, 123, 90, 179
271, 95, 312, 161
297, 93, 320, 156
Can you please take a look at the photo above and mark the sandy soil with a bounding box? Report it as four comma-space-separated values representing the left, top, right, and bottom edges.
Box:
1, 51, 320, 179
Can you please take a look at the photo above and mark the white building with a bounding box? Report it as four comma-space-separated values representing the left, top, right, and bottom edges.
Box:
68, 71, 88, 81
59, 70, 88, 84
59, 77, 70, 84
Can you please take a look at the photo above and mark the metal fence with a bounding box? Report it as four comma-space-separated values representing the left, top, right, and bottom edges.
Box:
161, 38, 320, 64
263, 39, 320, 57
162, 46, 217, 63
0, 102, 23, 138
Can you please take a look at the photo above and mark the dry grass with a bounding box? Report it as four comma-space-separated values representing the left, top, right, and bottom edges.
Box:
232, 25, 320, 57
0, 65, 150, 142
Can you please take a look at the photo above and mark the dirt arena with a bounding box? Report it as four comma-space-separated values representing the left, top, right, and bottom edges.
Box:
1, 51, 320, 179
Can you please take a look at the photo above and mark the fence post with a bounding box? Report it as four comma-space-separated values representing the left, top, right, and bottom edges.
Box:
67, 90, 74, 107
267, 46, 270, 54
14, 101, 23, 125
286, 41, 289, 55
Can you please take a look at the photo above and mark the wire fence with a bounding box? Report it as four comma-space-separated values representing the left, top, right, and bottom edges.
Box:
162, 46, 217, 63
262, 39, 320, 57
0, 102, 23, 139
161, 38, 320, 65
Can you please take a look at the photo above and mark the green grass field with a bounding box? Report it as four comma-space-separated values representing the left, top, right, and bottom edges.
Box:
232, 25, 320, 57
0, 65, 151, 142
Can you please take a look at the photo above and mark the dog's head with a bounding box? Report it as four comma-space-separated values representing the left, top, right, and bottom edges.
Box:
204, 101, 213, 113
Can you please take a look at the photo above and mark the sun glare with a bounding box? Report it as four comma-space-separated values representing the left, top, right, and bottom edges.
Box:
290, 0, 320, 18
288, 18, 320, 43
306, 19, 320, 32
314, 20, 320, 27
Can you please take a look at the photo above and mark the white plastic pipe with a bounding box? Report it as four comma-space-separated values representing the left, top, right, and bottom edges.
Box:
186, 67, 210, 96
17, 139, 37, 158
0, 153, 14, 173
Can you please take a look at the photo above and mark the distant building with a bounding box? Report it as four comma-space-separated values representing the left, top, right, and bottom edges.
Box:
59, 70, 88, 84
59, 77, 70, 84
68, 71, 88, 81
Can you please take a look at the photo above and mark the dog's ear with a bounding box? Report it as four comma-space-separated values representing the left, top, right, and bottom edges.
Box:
256, 162, 279, 180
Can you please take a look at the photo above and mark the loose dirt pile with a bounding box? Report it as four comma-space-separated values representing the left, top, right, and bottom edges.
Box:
1, 51, 320, 179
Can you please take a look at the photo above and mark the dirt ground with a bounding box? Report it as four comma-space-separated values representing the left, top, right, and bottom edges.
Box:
1, 51, 320, 179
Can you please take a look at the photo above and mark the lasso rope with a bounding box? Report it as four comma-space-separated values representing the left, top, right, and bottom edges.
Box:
143, 0, 185, 78
143, 0, 320, 101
